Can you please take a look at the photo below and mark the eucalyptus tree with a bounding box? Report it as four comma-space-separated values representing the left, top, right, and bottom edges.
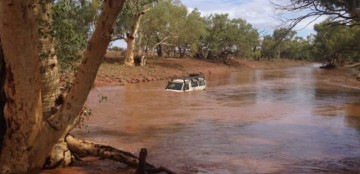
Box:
172, 9, 208, 57
186, 9, 209, 57
261, 35, 276, 59
202, 14, 260, 59
113, 0, 155, 66
260, 29, 312, 60
312, 20, 360, 64
282, 36, 312, 60
230, 18, 260, 58
272, 28, 296, 59
140, 0, 188, 57
0, 0, 126, 172
164, 4, 188, 57
202, 14, 229, 58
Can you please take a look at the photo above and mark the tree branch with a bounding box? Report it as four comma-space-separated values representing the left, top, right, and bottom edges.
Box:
30, 0, 126, 170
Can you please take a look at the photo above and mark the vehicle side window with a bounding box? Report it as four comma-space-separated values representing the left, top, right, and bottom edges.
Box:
199, 80, 205, 86
191, 80, 198, 87
184, 83, 189, 90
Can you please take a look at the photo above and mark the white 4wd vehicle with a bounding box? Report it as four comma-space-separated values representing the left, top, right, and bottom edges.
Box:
165, 74, 206, 92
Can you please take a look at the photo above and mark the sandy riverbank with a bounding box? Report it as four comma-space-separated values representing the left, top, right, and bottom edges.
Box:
95, 58, 308, 87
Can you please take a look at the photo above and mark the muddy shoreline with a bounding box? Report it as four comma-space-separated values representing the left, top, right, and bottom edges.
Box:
95, 58, 309, 87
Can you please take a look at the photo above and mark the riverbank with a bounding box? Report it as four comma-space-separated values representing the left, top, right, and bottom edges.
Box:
95, 58, 308, 87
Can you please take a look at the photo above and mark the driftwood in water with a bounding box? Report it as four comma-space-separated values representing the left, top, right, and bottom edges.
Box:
136, 148, 147, 174
65, 135, 176, 174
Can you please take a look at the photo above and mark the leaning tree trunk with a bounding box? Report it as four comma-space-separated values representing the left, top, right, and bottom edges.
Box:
36, 0, 126, 171
0, 0, 126, 173
125, 10, 147, 67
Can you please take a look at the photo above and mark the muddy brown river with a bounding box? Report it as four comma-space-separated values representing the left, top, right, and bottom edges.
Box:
72, 64, 360, 173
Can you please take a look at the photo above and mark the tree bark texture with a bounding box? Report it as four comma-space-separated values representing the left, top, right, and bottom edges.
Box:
140, 56, 147, 67
66, 135, 139, 168
44, 139, 72, 169
0, 40, 6, 154
125, 11, 146, 66
0, 0, 126, 173
0, 0, 43, 172
34, 1, 73, 168
33, 0, 126, 171
156, 37, 163, 57
136, 32, 143, 56
35, 0, 61, 119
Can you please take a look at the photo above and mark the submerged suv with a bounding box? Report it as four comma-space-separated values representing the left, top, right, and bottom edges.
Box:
165, 73, 206, 92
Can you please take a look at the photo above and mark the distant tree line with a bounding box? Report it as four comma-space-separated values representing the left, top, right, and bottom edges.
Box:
53, 0, 360, 68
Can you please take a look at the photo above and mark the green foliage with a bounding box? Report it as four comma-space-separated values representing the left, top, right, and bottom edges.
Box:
260, 28, 312, 60
185, 10, 208, 54
140, 0, 191, 55
312, 20, 360, 62
113, 0, 155, 41
261, 35, 276, 58
198, 14, 260, 58
141, 4, 259, 59
283, 37, 312, 60
52, 0, 97, 70
174, 9, 208, 57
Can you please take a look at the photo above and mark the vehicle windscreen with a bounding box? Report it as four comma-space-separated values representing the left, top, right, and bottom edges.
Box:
166, 82, 183, 90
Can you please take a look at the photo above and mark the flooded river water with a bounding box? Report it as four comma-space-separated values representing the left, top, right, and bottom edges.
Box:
73, 64, 360, 173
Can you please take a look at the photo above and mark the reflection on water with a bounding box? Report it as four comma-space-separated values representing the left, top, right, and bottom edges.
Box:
73, 64, 360, 173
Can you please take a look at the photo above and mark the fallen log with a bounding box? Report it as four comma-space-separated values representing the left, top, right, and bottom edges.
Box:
344, 62, 360, 68
65, 134, 176, 174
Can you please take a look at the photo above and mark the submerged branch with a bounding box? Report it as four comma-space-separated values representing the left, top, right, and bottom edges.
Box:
65, 135, 176, 174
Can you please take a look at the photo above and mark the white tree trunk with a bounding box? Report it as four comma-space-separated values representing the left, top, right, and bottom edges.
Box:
0, 0, 126, 172
35, 0, 61, 119
125, 10, 147, 66
0, 0, 43, 172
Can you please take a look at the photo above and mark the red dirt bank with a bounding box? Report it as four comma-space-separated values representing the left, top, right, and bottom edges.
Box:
95, 58, 307, 87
